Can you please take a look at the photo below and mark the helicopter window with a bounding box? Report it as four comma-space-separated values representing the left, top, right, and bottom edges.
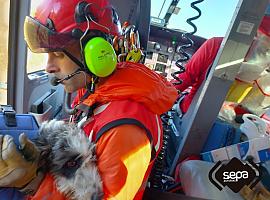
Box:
26, 0, 48, 74
0, 0, 10, 105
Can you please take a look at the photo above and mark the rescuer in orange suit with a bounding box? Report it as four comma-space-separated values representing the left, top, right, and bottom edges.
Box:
172, 15, 270, 116
0, 0, 177, 199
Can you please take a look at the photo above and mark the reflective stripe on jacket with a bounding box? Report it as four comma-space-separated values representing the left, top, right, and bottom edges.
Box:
81, 100, 163, 199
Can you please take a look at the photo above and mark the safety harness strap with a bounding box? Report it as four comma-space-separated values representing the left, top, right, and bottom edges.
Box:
94, 118, 156, 160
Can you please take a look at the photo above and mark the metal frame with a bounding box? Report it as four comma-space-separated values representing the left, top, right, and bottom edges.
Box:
164, 0, 180, 26
7, 0, 30, 113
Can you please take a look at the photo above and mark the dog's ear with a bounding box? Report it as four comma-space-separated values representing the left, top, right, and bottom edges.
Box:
34, 137, 54, 171
33, 133, 52, 160
34, 132, 51, 151
38, 150, 51, 169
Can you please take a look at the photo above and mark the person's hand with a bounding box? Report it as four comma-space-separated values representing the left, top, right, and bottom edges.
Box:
0, 133, 40, 188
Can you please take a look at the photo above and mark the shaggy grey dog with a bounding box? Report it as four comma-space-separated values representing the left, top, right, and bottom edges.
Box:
35, 120, 103, 200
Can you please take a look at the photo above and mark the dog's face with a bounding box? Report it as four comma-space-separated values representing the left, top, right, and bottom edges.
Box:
35, 120, 103, 200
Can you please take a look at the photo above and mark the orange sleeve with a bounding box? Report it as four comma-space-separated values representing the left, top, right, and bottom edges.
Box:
96, 124, 152, 200
27, 173, 66, 200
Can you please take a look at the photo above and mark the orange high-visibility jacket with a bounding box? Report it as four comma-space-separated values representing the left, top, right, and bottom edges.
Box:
29, 62, 177, 200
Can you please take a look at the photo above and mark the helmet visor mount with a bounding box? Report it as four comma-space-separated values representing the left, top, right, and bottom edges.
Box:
24, 16, 77, 53
24, 3, 121, 53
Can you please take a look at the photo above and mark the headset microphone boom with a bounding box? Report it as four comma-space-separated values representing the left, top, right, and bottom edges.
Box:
50, 69, 83, 86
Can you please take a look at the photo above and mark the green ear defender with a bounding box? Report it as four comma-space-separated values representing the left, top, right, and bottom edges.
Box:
83, 37, 117, 77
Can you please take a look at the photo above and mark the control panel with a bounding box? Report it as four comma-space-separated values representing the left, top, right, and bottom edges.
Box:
144, 24, 206, 80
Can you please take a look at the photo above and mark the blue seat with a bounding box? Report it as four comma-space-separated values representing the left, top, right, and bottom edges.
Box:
0, 109, 39, 200
0, 188, 25, 200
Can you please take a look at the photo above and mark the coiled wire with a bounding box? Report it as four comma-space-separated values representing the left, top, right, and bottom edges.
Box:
149, 113, 172, 190
172, 0, 204, 86
149, 0, 204, 192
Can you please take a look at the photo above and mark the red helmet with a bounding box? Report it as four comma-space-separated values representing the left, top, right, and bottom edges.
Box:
24, 0, 121, 53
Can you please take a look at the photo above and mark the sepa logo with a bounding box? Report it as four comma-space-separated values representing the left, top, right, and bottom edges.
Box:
209, 157, 261, 193
223, 170, 249, 182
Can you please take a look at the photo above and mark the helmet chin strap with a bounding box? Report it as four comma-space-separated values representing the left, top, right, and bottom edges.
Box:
63, 49, 88, 72
63, 48, 98, 94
